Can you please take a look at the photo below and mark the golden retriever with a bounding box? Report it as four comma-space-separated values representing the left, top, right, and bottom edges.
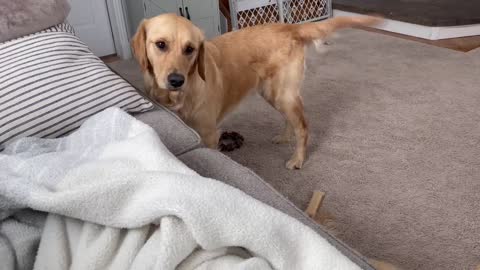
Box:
131, 13, 381, 169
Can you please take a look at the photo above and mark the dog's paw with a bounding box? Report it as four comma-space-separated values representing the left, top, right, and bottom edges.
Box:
218, 131, 244, 152
271, 134, 292, 144
285, 157, 304, 170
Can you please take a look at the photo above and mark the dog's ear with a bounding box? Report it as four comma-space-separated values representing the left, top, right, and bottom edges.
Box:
196, 42, 206, 81
131, 20, 149, 73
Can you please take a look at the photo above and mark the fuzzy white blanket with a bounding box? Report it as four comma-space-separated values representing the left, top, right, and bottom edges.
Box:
0, 107, 360, 270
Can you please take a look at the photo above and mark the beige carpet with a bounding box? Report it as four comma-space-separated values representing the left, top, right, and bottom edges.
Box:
109, 30, 480, 270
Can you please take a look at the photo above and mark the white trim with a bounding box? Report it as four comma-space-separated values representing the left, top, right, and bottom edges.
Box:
106, 0, 132, 59
236, 0, 277, 12
434, 24, 480, 39
333, 9, 480, 40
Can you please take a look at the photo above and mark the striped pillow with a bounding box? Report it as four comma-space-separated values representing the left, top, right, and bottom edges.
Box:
0, 23, 153, 150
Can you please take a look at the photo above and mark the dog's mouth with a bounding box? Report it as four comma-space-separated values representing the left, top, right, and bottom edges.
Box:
166, 85, 183, 91
155, 90, 185, 111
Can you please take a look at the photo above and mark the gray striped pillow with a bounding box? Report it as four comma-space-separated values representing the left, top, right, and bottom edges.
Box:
0, 23, 153, 150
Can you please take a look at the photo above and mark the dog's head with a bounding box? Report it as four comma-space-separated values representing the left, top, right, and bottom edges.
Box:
131, 13, 206, 93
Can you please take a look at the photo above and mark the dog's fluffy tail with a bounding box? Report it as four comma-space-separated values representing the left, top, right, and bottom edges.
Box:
296, 16, 383, 44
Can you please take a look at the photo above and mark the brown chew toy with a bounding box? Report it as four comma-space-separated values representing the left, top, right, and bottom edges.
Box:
305, 191, 326, 218
305, 191, 337, 233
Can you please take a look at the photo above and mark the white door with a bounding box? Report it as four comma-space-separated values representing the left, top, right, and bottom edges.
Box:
183, 0, 220, 39
67, 0, 116, 57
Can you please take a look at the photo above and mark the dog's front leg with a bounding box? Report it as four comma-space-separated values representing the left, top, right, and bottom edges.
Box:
202, 129, 220, 149
187, 117, 219, 149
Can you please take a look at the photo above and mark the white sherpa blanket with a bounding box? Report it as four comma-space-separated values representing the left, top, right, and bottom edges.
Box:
0, 107, 360, 270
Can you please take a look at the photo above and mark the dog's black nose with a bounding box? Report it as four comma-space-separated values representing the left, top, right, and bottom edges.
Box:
167, 73, 185, 89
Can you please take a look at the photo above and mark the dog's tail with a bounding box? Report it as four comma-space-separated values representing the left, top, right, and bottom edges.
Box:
296, 16, 383, 44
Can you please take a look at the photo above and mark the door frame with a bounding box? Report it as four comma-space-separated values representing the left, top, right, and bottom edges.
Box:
106, 0, 133, 59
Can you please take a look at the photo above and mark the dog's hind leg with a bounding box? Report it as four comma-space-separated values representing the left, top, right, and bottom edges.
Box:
272, 120, 294, 144
259, 60, 308, 169
279, 95, 309, 169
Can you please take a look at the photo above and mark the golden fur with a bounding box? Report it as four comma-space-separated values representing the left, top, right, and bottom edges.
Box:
132, 14, 381, 169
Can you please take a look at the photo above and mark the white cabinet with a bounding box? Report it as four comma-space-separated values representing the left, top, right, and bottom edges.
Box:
143, 0, 181, 18
143, 0, 221, 39
183, 0, 221, 39
67, 0, 116, 56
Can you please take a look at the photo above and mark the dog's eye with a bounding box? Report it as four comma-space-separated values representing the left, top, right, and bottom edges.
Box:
156, 41, 167, 51
184, 46, 195, 55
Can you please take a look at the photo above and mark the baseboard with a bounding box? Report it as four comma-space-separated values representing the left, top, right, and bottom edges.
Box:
333, 9, 480, 40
